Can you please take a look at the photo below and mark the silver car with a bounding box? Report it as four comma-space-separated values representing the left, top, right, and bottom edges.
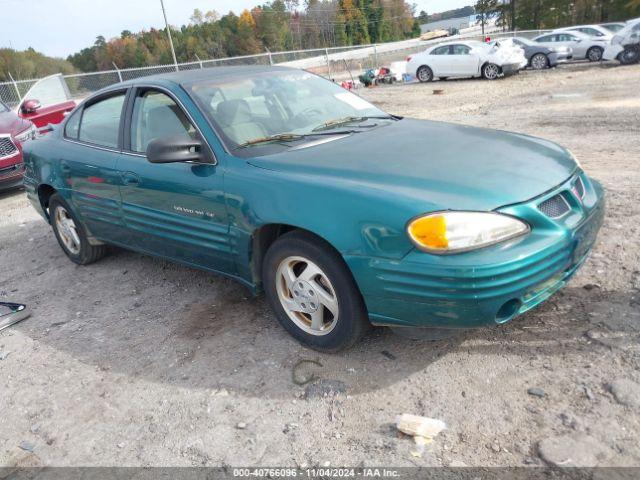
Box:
555, 24, 613, 42
533, 30, 608, 62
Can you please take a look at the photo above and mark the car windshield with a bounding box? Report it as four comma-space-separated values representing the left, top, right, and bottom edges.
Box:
187, 70, 391, 152
514, 37, 534, 46
602, 24, 624, 32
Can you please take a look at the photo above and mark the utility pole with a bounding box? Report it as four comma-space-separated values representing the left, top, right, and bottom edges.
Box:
160, 0, 179, 71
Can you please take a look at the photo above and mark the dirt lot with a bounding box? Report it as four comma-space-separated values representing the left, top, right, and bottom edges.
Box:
1, 62, 639, 468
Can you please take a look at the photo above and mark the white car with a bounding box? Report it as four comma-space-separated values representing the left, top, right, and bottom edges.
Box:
533, 30, 609, 62
603, 17, 640, 64
600, 22, 627, 33
406, 40, 526, 82
554, 24, 613, 42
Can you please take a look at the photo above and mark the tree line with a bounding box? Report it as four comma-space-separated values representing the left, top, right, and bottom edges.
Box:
66, 0, 419, 73
475, 0, 640, 31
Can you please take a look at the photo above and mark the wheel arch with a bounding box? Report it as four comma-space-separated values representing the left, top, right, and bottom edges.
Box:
249, 223, 344, 291
37, 184, 57, 221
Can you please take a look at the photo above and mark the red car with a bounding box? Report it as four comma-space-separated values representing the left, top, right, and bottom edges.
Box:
0, 78, 76, 191
0, 100, 33, 191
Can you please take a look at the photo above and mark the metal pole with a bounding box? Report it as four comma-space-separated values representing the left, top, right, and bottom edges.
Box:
7, 72, 21, 104
373, 44, 378, 67
325, 48, 331, 80
266, 48, 273, 66
195, 54, 203, 69
160, 0, 179, 71
112, 62, 123, 82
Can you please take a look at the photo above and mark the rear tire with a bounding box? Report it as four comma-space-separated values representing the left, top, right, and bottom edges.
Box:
482, 63, 500, 80
49, 194, 107, 265
587, 46, 603, 62
262, 230, 369, 352
416, 65, 433, 83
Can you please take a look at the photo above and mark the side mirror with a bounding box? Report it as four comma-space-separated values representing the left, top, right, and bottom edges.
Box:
0, 302, 30, 332
20, 99, 41, 114
146, 134, 210, 164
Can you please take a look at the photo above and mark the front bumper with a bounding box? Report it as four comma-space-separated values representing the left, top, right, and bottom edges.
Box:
0, 163, 25, 191
347, 173, 605, 329
501, 62, 522, 75
603, 44, 624, 61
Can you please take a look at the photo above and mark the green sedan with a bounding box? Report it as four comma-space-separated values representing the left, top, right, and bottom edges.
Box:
22, 66, 605, 351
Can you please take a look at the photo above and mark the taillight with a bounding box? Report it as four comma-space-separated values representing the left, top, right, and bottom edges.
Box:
406, 56, 412, 62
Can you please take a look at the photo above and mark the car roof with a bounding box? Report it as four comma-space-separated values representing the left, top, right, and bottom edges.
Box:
118, 65, 293, 88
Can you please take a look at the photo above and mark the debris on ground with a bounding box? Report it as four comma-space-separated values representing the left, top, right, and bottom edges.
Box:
18, 441, 35, 453
304, 379, 347, 399
292, 359, 323, 386
0, 350, 10, 360
395, 414, 446, 458
527, 387, 546, 398
0, 302, 31, 332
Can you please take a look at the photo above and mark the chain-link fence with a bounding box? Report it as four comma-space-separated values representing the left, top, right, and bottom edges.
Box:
0, 29, 550, 110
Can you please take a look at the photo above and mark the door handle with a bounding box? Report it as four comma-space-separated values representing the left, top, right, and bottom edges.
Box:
121, 172, 140, 186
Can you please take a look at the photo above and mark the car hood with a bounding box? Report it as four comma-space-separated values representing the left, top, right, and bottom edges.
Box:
247, 118, 577, 211
0, 111, 31, 136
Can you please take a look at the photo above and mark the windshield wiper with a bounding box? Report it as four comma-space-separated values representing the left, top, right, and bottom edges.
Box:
234, 131, 356, 149
312, 115, 398, 132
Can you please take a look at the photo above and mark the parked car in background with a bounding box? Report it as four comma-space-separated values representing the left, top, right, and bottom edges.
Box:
0, 101, 34, 191
15, 74, 75, 129
533, 31, 608, 62
555, 24, 613, 42
22, 67, 604, 351
407, 40, 526, 82
511, 37, 572, 69
600, 22, 627, 33
604, 17, 640, 64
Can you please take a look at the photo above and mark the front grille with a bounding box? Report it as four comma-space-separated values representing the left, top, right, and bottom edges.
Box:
538, 194, 571, 219
0, 136, 18, 159
573, 176, 585, 199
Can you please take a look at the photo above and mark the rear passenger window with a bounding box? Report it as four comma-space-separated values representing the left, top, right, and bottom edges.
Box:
64, 109, 81, 139
78, 93, 126, 149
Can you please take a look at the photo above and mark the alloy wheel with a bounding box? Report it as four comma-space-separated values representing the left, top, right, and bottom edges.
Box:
417, 66, 432, 82
484, 64, 500, 80
54, 206, 81, 255
275, 256, 339, 336
588, 47, 603, 62
531, 53, 548, 70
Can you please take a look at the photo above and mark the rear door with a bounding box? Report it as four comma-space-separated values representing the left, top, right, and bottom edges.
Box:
115, 86, 234, 274
428, 45, 453, 76
60, 89, 128, 242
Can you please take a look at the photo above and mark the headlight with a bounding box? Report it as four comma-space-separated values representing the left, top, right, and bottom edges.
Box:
407, 211, 530, 254
14, 125, 36, 143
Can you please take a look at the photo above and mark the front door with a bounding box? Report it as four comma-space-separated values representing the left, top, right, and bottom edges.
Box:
448, 44, 479, 76
115, 88, 234, 275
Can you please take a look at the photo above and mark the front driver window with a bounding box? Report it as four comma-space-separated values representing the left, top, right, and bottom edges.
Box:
130, 90, 196, 154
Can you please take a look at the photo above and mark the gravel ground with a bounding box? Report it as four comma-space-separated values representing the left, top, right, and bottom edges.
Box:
1, 62, 639, 468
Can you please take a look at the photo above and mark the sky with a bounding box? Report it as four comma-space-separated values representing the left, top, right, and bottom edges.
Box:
0, 0, 472, 59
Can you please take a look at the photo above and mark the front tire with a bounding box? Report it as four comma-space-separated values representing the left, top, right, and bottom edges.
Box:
416, 65, 433, 83
530, 53, 549, 70
482, 63, 500, 80
262, 231, 369, 352
619, 45, 640, 65
587, 46, 603, 62
49, 194, 107, 265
